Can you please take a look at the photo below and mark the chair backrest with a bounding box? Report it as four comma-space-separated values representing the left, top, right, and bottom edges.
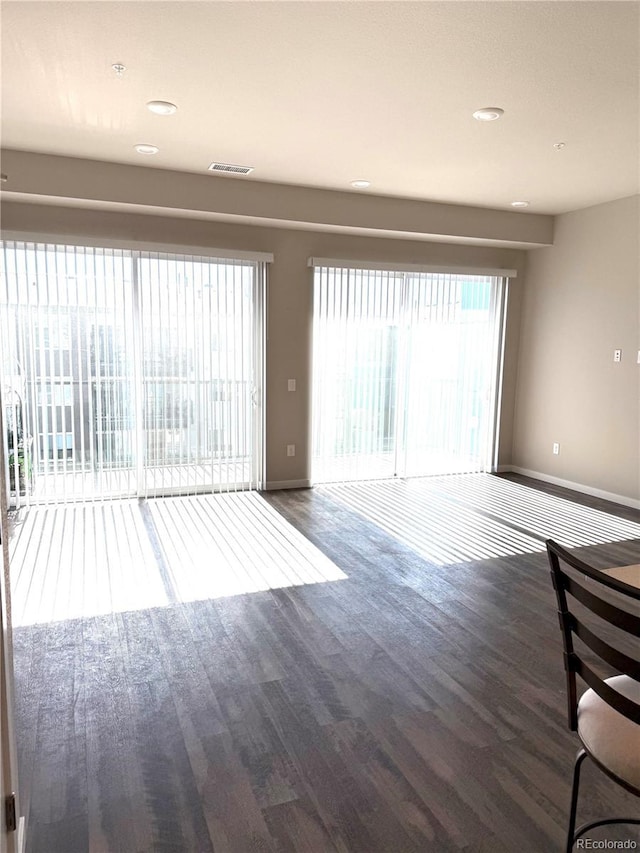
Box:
546, 539, 640, 731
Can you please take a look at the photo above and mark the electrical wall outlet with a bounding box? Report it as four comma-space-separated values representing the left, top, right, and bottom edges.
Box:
613, 349, 622, 362
287, 444, 295, 457
553, 442, 560, 455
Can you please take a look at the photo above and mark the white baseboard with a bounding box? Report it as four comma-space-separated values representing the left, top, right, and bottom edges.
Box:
264, 479, 311, 491
500, 466, 640, 510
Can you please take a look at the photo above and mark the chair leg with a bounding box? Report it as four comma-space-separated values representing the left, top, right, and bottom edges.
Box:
566, 748, 588, 853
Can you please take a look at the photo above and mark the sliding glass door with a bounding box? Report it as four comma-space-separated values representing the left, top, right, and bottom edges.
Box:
311, 265, 505, 484
312, 268, 404, 482
402, 273, 500, 477
0, 241, 264, 505
137, 254, 261, 497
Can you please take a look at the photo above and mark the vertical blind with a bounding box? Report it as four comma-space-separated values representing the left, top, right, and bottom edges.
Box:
311, 264, 506, 484
0, 241, 265, 506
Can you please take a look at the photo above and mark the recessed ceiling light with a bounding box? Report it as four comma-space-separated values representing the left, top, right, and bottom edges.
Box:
147, 100, 178, 116
510, 200, 530, 208
473, 107, 504, 122
135, 143, 159, 155
351, 180, 371, 189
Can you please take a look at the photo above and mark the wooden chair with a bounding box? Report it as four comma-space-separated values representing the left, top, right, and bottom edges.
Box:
546, 539, 640, 851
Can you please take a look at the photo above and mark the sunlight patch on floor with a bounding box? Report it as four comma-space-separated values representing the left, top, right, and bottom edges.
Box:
9, 493, 347, 626
320, 475, 640, 566
413, 475, 640, 547
147, 492, 346, 604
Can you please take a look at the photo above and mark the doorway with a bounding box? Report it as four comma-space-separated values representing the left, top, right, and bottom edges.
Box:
311, 264, 506, 483
1, 241, 265, 505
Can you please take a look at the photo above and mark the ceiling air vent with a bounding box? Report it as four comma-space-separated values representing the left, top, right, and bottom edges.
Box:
208, 162, 253, 175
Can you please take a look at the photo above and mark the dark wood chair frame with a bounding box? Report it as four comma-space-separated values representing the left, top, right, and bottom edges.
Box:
546, 539, 640, 852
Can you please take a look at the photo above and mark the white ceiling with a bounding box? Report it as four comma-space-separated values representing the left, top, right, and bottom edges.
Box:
1, 1, 638, 215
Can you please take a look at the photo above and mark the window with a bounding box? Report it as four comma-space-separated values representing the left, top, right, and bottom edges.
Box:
39, 432, 73, 460
311, 264, 508, 483
1, 240, 269, 503
36, 382, 74, 407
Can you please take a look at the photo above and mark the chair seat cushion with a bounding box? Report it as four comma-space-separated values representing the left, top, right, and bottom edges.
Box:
578, 674, 640, 791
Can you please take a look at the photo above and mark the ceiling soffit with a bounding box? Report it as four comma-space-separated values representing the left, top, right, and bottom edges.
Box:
0, 150, 554, 248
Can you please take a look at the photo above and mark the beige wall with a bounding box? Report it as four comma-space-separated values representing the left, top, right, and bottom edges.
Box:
2, 201, 525, 485
1, 149, 554, 248
512, 195, 640, 503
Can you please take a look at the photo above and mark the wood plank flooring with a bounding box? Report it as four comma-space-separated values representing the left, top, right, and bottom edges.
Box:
9, 494, 346, 626
11, 473, 640, 852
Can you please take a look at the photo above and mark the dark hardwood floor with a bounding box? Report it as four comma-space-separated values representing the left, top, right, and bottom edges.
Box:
12, 473, 640, 852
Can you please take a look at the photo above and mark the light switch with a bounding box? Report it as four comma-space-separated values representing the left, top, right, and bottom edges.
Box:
288, 379, 296, 391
